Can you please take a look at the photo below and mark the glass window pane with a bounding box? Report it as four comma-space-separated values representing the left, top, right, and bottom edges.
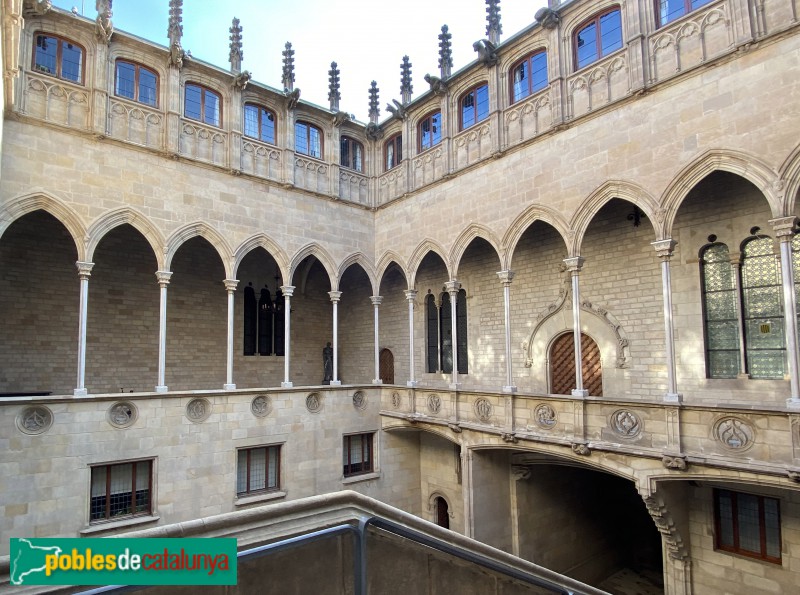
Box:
531, 52, 548, 93
250, 448, 266, 491
115, 62, 135, 99
261, 110, 275, 143
341, 137, 351, 166
244, 104, 259, 138
659, 0, 686, 26
512, 62, 528, 103
204, 90, 220, 126
431, 112, 441, 146
576, 22, 597, 69
599, 11, 623, 56
184, 85, 202, 120
61, 43, 82, 83
138, 68, 157, 106
717, 490, 734, 548
295, 122, 309, 155
462, 91, 475, 128
386, 143, 394, 169
236, 449, 248, 493
353, 143, 362, 171
34, 35, 58, 75
476, 85, 489, 123
267, 447, 278, 488
309, 127, 321, 158
764, 498, 781, 560
737, 493, 761, 554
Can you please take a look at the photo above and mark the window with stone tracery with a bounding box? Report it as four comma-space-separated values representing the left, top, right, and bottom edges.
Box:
295, 121, 322, 159
460, 84, 489, 130
115, 60, 157, 107
384, 133, 402, 171
574, 8, 623, 70
510, 50, 548, 104
33, 33, 84, 84
656, 0, 714, 27
432, 289, 468, 374
244, 103, 276, 144
184, 83, 221, 127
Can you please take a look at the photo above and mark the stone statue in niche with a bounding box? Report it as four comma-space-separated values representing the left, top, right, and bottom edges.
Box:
322, 342, 333, 384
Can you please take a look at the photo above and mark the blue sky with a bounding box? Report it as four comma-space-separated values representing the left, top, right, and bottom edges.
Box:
51, 0, 547, 121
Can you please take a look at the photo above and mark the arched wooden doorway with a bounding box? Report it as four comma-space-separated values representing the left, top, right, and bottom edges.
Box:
379, 348, 394, 384
434, 496, 450, 529
550, 332, 603, 396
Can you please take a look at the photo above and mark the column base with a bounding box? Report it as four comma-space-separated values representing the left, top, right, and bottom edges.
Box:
372, 379, 383, 385
502, 385, 517, 394
281, 381, 294, 388
155, 385, 168, 393
737, 373, 751, 380
223, 383, 236, 391
73, 388, 88, 397
787, 397, 800, 409
571, 389, 589, 397
664, 392, 683, 403
330, 380, 342, 386
449, 383, 461, 391
406, 380, 418, 388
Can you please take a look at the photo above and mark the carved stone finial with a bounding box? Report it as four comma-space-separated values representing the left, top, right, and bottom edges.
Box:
24, 0, 52, 17
438, 25, 453, 80
328, 61, 341, 112
473, 39, 498, 67
282, 42, 295, 92
400, 56, 413, 105
368, 81, 380, 124
424, 74, 448, 96
229, 17, 243, 74
386, 99, 407, 121
535, 6, 561, 29
485, 0, 502, 45
95, 0, 113, 44
168, 0, 184, 69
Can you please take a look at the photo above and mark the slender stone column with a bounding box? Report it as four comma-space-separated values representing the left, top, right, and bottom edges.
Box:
155, 271, 173, 392
281, 285, 295, 388
74, 261, 94, 397
329, 291, 342, 386
770, 217, 800, 406
563, 257, 587, 397
652, 240, 682, 402
445, 280, 462, 389
729, 253, 750, 378
223, 279, 239, 390
497, 270, 517, 393
405, 289, 418, 387
371, 296, 383, 384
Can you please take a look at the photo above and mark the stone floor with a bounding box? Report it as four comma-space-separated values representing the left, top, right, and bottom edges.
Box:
597, 567, 664, 595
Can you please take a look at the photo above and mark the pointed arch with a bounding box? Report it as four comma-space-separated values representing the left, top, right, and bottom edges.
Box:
407, 239, 451, 289
503, 204, 570, 269
288, 242, 337, 289
86, 207, 165, 269
233, 233, 290, 282
376, 251, 409, 289
165, 222, 233, 278
779, 143, 800, 216
570, 180, 660, 255
661, 149, 781, 237
337, 252, 377, 295
450, 224, 503, 278
0, 191, 87, 260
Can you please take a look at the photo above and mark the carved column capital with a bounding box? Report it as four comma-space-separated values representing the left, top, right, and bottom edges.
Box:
76, 261, 95, 279
497, 269, 515, 285
280, 285, 295, 298
511, 465, 531, 481
328, 290, 342, 303
651, 239, 677, 259
370, 295, 383, 306
404, 289, 418, 302
562, 256, 584, 274
768, 216, 798, 241
223, 278, 239, 292
444, 280, 462, 295
155, 270, 173, 287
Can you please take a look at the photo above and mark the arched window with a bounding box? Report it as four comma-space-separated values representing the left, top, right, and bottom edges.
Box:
700, 242, 740, 378
419, 111, 442, 152
244, 103, 276, 144
33, 34, 84, 84
657, 0, 714, 27
437, 289, 469, 374
295, 121, 322, 158
184, 83, 221, 127
340, 136, 363, 172
115, 60, 158, 106
456, 288, 468, 374
426, 293, 439, 373
379, 348, 394, 384
549, 332, 603, 396
510, 51, 548, 104
460, 83, 489, 130
434, 496, 450, 529
574, 8, 623, 70
385, 133, 402, 171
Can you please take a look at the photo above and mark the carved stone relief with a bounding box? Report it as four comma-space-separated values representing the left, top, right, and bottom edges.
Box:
391, 392, 402, 409
107, 401, 137, 428
610, 409, 642, 438
250, 395, 272, 418
533, 403, 557, 429
16, 405, 53, 435
713, 416, 754, 451
643, 494, 689, 561
474, 398, 492, 422
352, 391, 367, 410
427, 394, 441, 415
186, 398, 211, 423
571, 443, 591, 456
306, 392, 322, 413
662, 455, 688, 471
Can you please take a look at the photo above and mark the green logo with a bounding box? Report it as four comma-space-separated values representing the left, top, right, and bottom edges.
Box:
10, 538, 237, 586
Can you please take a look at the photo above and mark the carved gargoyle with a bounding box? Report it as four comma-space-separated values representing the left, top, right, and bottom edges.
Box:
534, 7, 561, 30
386, 99, 407, 121
284, 87, 301, 110
232, 70, 251, 91
95, 0, 113, 43
662, 455, 688, 471
571, 443, 591, 456
364, 122, 383, 141
473, 39, 498, 66
24, 0, 52, 17
169, 43, 185, 69
332, 111, 351, 127
424, 73, 448, 96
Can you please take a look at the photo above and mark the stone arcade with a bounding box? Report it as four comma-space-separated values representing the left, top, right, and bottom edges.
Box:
2, 0, 800, 593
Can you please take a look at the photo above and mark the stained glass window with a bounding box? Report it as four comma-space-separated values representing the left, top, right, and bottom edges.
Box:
701, 243, 740, 378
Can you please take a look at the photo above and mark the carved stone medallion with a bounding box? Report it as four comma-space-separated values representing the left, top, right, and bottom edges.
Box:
352, 391, 367, 410
391, 392, 401, 409
16, 405, 53, 435
107, 401, 137, 428
186, 398, 211, 423
251, 395, 272, 418
534, 404, 557, 429
610, 409, 642, 438
474, 398, 492, 422
306, 392, 322, 413
427, 394, 441, 415
713, 416, 754, 451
